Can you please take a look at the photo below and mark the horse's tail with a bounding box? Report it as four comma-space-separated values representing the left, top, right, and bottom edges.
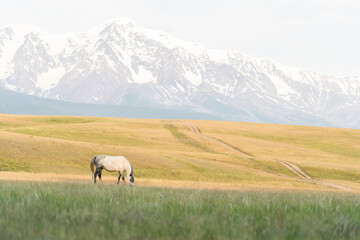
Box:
90, 156, 96, 180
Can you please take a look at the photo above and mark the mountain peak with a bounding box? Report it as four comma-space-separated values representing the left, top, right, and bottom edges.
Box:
102, 17, 136, 28
0, 19, 359, 128
0, 24, 44, 41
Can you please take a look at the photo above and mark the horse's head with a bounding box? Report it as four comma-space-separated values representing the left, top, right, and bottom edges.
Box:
127, 172, 134, 186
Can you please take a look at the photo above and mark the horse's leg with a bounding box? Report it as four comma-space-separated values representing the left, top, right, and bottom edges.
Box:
121, 171, 126, 185
98, 169, 103, 184
117, 171, 121, 185
94, 168, 100, 184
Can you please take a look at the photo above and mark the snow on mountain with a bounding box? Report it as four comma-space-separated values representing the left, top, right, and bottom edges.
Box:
0, 18, 359, 128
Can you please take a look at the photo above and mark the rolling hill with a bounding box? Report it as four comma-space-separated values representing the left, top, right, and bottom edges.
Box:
0, 114, 359, 192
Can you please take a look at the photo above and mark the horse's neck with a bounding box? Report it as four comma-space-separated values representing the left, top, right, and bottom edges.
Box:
125, 161, 132, 174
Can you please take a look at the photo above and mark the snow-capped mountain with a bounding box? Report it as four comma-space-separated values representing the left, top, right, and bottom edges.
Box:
1, 18, 359, 128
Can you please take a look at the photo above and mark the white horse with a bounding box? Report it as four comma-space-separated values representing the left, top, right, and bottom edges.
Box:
90, 155, 134, 185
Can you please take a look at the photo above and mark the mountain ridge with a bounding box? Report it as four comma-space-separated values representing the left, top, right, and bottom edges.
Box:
1, 18, 359, 128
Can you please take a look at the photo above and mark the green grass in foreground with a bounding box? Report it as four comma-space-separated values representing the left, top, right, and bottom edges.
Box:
1, 182, 359, 240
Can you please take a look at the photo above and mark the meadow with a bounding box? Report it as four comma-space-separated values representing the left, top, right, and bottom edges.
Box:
0, 114, 359, 191
1, 181, 359, 240
1, 114, 360, 239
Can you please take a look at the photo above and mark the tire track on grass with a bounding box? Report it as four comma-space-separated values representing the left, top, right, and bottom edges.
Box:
184, 122, 252, 158
278, 160, 312, 180
182, 122, 353, 191
278, 160, 352, 191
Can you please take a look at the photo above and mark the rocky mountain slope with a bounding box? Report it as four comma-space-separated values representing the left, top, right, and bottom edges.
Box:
1, 18, 359, 128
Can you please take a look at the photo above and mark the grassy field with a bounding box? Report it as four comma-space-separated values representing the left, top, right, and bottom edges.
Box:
1, 181, 359, 240
0, 114, 359, 191
1, 114, 360, 239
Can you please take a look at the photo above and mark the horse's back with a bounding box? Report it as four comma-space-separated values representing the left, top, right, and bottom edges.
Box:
100, 155, 129, 172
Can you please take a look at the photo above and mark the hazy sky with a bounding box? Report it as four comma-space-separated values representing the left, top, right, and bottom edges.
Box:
1, 0, 359, 76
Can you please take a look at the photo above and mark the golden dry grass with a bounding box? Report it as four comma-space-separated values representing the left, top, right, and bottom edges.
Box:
0, 114, 359, 192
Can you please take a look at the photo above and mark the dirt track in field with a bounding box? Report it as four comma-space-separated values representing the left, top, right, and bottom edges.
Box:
184, 122, 252, 158
183, 122, 353, 192
278, 160, 353, 191
278, 160, 312, 180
